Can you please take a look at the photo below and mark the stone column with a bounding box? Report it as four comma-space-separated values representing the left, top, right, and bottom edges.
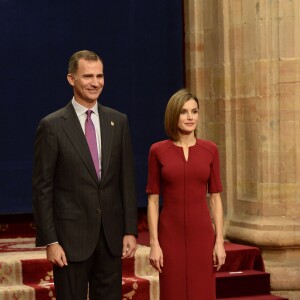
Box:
183, 0, 300, 299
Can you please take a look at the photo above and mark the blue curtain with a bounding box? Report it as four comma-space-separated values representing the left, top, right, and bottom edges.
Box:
0, 0, 184, 213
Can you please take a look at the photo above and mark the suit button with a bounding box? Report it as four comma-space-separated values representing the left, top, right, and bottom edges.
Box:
96, 208, 101, 214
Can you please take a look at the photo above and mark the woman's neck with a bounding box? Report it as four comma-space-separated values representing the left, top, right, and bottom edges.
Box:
175, 134, 196, 147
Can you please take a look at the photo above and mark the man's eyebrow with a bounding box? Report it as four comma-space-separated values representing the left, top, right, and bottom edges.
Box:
82, 73, 104, 77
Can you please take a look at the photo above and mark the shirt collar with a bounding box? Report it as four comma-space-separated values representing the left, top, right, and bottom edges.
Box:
71, 97, 99, 117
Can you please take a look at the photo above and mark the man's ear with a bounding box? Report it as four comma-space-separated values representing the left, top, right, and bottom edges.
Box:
67, 74, 75, 86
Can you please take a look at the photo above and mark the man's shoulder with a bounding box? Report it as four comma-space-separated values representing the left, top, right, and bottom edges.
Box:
39, 102, 72, 126
44, 107, 66, 120
99, 104, 127, 120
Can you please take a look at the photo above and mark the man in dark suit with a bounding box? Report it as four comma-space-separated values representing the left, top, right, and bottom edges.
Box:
32, 50, 138, 299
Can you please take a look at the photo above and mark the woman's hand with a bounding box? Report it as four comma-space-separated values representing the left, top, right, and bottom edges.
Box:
213, 241, 226, 271
149, 243, 164, 273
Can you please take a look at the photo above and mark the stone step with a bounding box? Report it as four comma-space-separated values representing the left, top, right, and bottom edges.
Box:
0, 285, 35, 299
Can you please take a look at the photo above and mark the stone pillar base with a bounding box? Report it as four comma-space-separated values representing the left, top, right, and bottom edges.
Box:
227, 216, 300, 298
263, 248, 300, 300
272, 291, 300, 300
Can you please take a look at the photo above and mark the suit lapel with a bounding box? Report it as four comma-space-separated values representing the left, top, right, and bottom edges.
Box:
61, 102, 99, 184
99, 104, 114, 182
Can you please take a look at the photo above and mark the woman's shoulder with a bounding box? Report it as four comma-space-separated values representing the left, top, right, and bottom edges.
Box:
196, 138, 219, 153
149, 139, 172, 152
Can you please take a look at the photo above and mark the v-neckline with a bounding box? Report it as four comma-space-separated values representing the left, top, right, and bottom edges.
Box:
171, 140, 197, 162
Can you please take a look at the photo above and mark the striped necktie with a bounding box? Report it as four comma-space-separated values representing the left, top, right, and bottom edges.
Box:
85, 110, 100, 179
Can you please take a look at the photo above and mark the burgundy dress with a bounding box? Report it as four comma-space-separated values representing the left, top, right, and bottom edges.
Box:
146, 139, 222, 300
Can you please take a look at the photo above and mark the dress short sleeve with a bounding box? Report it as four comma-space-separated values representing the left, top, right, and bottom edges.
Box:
208, 145, 223, 193
146, 144, 161, 194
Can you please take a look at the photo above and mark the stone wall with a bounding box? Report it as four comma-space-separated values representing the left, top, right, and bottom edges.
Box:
183, 0, 300, 298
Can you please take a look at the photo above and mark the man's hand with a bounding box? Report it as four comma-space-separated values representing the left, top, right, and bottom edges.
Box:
46, 243, 68, 267
122, 235, 137, 259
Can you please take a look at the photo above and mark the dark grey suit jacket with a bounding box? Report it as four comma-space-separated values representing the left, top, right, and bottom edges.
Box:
32, 101, 137, 262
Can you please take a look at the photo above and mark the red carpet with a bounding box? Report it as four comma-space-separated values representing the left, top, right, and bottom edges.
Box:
0, 213, 288, 299
0, 237, 151, 299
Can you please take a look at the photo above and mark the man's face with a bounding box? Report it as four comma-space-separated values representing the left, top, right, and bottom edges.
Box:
67, 58, 104, 107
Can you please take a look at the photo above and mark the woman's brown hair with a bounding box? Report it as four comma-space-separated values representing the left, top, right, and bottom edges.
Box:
164, 89, 199, 141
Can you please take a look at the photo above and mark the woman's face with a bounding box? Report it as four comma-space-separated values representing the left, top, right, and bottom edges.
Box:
177, 99, 199, 135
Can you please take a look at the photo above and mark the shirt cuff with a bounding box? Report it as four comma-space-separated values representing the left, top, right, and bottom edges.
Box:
47, 241, 59, 246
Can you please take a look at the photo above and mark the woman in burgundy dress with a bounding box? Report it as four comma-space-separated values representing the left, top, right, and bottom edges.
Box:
146, 89, 226, 299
